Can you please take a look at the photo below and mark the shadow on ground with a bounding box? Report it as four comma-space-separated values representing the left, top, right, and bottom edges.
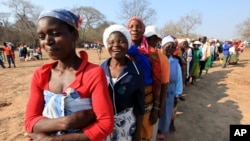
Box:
163, 61, 243, 141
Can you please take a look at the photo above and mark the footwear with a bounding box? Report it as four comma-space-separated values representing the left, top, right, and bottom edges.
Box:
179, 95, 185, 101
157, 133, 165, 141
169, 120, 176, 133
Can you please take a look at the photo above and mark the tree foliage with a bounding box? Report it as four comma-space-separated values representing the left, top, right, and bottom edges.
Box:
2, 0, 41, 45
161, 12, 202, 38
237, 18, 250, 40
118, 0, 156, 25
72, 6, 108, 44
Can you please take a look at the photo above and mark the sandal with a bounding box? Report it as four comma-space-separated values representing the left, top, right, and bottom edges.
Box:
157, 133, 165, 141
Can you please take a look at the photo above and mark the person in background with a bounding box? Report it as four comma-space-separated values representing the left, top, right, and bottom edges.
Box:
177, 39, 187, 86
209, 39, 216, 67
0, 49, 6, 68
144, 25, 170, 118
190, 41, 202, 84
157, 35, 183, 140
36, 46, 43, 59
185, 40, 194, 85
222, 40, 231, 68
144, 25, 170, 140
126, 16, 161, 141
174, 39, 187, 100
204, 39, 212, 74
199, 36, 208, 77
24, 9, 114, 141
101, 24, 145, 141
2, 42, 16, 68
96, 43, 103, 60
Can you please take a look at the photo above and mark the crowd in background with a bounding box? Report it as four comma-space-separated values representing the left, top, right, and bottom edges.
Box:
0, 42, 43, 68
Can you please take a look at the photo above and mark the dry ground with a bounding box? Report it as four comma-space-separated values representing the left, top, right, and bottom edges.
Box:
0, 47, 249, 141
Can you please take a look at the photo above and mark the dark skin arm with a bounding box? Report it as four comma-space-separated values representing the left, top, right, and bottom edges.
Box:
159, 83, 168, 117
25, 132, 90, 141
149, 94, 160, 125
32, 109, 96, 133
132, 114, 143, 141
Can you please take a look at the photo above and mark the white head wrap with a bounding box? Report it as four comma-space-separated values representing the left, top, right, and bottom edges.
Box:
177, 38, 187, 44
161, 35, 175, 46
144, 25, 161, 39
193, 41, 202, 45
103, 24, 131, 49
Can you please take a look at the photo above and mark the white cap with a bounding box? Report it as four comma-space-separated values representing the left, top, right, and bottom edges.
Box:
161, 35, 175, 46
177, 38, 187, 44
193, 41, 202, 45
144, 25, 161, 39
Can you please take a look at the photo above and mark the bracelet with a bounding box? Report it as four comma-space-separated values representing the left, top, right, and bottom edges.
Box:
154, 101, 160, 105
153, 106, 160, 110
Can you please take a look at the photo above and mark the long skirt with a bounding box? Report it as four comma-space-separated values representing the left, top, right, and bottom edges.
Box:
205, 56, 212, 70
140, 85, 154, 141
229, 53, 238, 65
191, 62, 200, 77
158, 92, 175, 133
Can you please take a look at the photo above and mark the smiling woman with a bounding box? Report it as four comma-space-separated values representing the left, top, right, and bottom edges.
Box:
24, 9, 114, 141
100, 24, 145, 141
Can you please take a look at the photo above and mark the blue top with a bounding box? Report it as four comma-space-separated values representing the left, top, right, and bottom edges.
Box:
168, 55, 183, 96
222, 43, 230, 55
100, 57, 145, 115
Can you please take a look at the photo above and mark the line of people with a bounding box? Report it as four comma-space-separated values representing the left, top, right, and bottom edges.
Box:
23, 8, 246, 141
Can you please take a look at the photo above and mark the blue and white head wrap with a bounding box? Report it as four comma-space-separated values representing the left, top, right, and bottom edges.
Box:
38, 9, 83, 29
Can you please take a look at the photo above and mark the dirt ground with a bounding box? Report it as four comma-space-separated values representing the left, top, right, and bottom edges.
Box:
0, 47, 249, 141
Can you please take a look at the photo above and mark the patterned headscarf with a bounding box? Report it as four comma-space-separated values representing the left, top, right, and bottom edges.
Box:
126, 16, 149, 54
38, 9, 83, 30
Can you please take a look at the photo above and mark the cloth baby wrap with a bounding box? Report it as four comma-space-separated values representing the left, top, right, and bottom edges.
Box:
43, 88, 92, 135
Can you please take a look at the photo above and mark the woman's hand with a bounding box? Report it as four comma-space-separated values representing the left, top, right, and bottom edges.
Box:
66, 109, 96, 129
149, 108, 158, 125
24, 132, 51, 141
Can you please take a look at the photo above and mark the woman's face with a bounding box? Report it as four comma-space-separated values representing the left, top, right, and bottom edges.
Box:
179, 41, 188, 49
127, 19, 144, 43
147, 35, 160, 47
194, 44, 201, 49
37, 17, 76, 60
107, 32, 128, 60
162, 42, 176, 57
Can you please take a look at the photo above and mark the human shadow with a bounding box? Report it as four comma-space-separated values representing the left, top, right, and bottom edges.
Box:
164, 63, 244, 141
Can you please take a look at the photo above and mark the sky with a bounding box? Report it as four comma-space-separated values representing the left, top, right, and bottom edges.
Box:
1, 0, 250, 40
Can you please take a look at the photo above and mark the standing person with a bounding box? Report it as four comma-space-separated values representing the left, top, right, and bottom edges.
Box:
127, 17, 161, 141
177, 39, 187, 86
186, 41, 193, 84
222, 41, 231, 68
24, 9, 114, 141
0, 49, 6, 68
96, 43, 103, 60
36, 46, 43, 59
204, 40, 212, 74
199, 36, 208, 77
191, 41, 202, 84
209, 39, 216, 67
144, 25, 170, 140
101, 24, 145, 141
157, 36, 183, 140
144, 25, 170, 117
2, 42, 16, 68
174, 39, 187, 100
